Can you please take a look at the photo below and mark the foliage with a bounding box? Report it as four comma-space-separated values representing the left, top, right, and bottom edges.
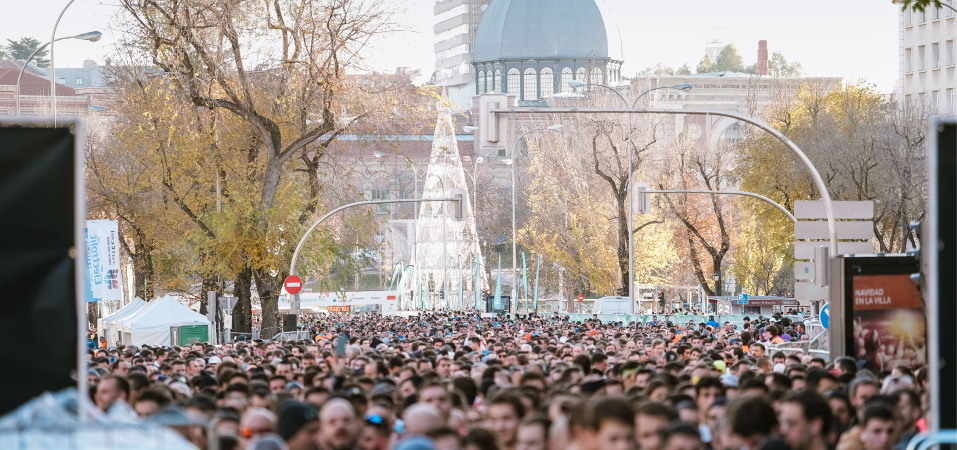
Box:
713, 44, 746, 73
6, 37, 49, 67
696, 55, 715, 74
897, 0, 949, 12
769, 52, 805, 77
733, 81, 929, 293
89, 0, 434, 331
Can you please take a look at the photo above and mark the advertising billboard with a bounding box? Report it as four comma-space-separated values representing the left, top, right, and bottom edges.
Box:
836, 255, 923, 373
850, 274, 925, 372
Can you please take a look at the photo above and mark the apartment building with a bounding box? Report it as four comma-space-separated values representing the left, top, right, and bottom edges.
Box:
900, 2, 957, 113
433, 0, 491, 107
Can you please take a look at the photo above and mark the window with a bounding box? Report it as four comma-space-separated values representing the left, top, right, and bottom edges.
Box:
58, 78, 65, 84
905, 9, 913, 26
933, 43, 940, 69
507, 68, 520, 95
576, 68, 587, 84
919, 9, 926, 22
906, 48, 913, 72
919, 45, 926, 70
523, 68, 537, 101
948, 40, 955, 66
933, 5, 940, 20
494, 69, 501, 92
486, 70, 492, 93
932, 90, 940, 112
948, 88, 954, 113
478, 71, 485, 94
540, 68, 554, 97
76, 78, 84, 85
372, 189, 390, 213
560, 68, 573, 93
948, 0, 955, 17
591, 68, 603, 85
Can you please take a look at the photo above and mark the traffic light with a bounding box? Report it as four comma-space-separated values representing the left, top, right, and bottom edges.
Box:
440, 290, 445, 300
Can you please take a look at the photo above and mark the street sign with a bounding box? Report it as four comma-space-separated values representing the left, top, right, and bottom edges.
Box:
737, 293, 749, 305
795, 241, 873, 259
821, 304, 830, 329
284, 275, 303, 295
794, 200, 874, 219
578, 294, 584, 302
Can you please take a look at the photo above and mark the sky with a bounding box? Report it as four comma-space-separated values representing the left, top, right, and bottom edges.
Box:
2, 0, 901, 91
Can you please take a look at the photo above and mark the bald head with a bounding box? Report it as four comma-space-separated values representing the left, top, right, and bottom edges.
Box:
403, 403, 445, 436
240, 407, 277, 436
320, 398, 358, 450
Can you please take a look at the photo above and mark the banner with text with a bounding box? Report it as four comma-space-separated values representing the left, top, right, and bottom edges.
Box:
85, 220, 122, 303
851, 274, 925, 372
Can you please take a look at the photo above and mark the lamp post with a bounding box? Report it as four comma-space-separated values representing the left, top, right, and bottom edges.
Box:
374, 152, 454, 309
459, 154, 513, 222
51, 0, 97, 126
508, 125, 563, 313
15, 31, 100, 117
568, 80, 693, 314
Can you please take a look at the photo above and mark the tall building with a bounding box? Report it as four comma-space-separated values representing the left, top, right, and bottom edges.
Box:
899, 3, 957, 113
433, 0, 490, 107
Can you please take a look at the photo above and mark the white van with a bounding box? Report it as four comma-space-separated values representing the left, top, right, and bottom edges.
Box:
591, 296, 633, 314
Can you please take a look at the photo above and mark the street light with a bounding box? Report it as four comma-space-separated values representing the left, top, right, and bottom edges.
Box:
569, 79, 693, 314
509, 125, 562, 313
51, 0, 100, 126
15, 30, 101, 117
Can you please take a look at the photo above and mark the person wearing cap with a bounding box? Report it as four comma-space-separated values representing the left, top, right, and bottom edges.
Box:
278, 401, 321, 450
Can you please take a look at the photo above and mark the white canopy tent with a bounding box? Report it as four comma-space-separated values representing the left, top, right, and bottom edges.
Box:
101, 297, 147, 347
120, 296, 210, 346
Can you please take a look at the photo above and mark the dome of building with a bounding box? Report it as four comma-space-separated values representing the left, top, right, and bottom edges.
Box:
474, 0, 610, 62
472, 0, 623, 102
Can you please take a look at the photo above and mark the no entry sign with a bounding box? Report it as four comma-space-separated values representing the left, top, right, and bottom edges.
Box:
284, 275, 303, 295
578, 294, 584, 302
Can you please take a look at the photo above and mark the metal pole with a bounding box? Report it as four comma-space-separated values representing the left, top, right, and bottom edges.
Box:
579, 84, 689, 314
15, 44, 52, 117
511, 151, 517, 313
509, 128, 552, 313
645, 190, 797, 224
50, 0, 77, 127
289, 198, 460, 276
491, 107, 839, 257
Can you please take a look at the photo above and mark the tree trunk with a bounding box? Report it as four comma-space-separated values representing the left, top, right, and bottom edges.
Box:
714, 257, 723, 297
232, 266, 253, 333
254, 268, 281, 339
130, 227, 155, 300
616, 191, 629, 297
198, 251, 218, 315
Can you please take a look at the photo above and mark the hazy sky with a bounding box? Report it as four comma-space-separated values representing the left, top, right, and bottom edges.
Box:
3, 0, 900, 90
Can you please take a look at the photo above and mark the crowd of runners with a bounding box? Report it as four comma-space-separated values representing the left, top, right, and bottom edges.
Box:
85, 311, 927, 450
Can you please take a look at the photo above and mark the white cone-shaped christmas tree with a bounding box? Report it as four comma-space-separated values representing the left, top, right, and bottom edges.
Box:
409, 104, 485, 310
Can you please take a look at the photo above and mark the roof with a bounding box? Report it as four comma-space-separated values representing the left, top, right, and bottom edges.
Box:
473, 0, 620, 63
0, 68, 76, 96
0, 59, 47, 77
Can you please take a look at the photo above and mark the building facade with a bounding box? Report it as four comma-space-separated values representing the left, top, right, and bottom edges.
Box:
899, 3, 957, 112
471, 0, 623, 102
433, 0, 491, 107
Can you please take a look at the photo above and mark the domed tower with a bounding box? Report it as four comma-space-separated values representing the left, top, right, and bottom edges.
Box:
472, 0, 623, 102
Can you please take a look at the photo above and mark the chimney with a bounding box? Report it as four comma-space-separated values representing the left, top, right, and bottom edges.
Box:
757, 40, 768, 76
